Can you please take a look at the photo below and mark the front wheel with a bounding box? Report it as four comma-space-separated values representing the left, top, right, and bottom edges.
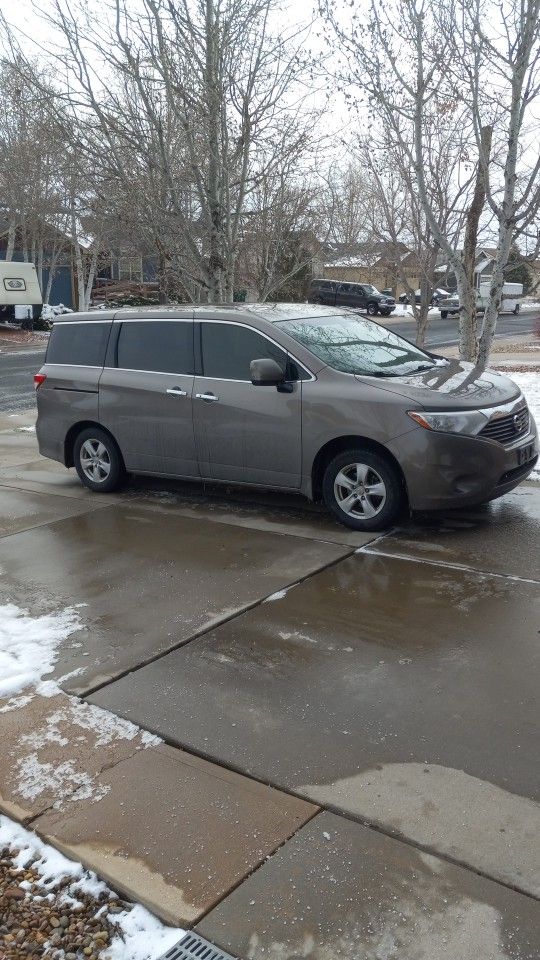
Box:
440, 310, 448, 319
74, 427, 125, 493
322, 448, 405, 531
513, 303, 521, 315
380, 309, 391, 317
366, 302, 378, 316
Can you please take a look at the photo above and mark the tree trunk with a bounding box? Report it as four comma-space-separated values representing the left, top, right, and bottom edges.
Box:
205, 0, 224, 302
476, 226, 514, 370
44, 243, 62, 304
460, 124, 493, 361
37, 243, 44, 296
83, 245, 99, 310
5, 220, 16, 262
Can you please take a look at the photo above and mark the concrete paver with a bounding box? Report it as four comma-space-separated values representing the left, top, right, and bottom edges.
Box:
0, 486, 106, 538
0, 458, 116, 501
33, 744, 316, 926
0, 691, 158, 821
197, 811, 540, 960
371, 484, 540, 581
0, 504, 347, 695
127, 484, 372, 547
89, 551, 540, 895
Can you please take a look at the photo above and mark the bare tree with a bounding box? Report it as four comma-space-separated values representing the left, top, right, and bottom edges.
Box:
10, 0, 316, 304
356, 121, 471, 346
321, 0, 540, 369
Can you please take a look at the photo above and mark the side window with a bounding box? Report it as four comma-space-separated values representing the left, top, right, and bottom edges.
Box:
116, 321, 194, 374
46, 322, 110, 366
200, 323, 309, 381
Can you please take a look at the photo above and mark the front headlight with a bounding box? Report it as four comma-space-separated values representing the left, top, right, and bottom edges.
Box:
407, 409, 489, 435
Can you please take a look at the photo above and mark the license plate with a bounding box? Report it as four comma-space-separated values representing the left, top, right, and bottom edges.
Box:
517, 444, 534, 466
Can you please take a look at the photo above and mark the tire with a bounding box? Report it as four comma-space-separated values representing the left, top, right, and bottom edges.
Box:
73, 427, 125, 493
380, 309, 391, 317
322, 448, 405, 531
367, 302, 378, 316
440, 310, 448, 319
513, 304, 520, 315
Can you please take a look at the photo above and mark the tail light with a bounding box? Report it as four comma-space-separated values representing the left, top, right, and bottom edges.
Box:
34, 373, 47, 390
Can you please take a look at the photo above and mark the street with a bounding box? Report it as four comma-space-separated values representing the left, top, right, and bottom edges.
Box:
385, 308, 539, 346
0, 310, 538, 413
0, 347, 47, 412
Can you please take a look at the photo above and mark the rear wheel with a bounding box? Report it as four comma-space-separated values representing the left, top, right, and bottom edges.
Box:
322, 448, 405, 531
367, 302, 378, 316
380, 309, 391, 317
74, 427, 124, 493
440, 310, 448, 319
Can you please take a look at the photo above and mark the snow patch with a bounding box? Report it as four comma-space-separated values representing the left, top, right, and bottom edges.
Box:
0, 603, 81, 699
508, 371, 540, 481
104, 903, 185, 960
264, 588, 289, 602
15, 754, 111, 806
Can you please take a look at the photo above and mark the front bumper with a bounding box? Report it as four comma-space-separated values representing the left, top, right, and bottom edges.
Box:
388, 420, 539, 511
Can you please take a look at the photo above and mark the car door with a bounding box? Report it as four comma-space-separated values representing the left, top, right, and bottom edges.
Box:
351, 285, 368, 310
99, 316, 199, 477
335, 283, 356, 308
193, 320, 307, 487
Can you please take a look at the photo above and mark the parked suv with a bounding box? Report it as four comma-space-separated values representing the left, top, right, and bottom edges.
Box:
308, 279, 396, 316
35, 304, 538, 530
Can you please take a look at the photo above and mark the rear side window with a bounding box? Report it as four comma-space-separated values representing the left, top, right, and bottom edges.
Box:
116, 320, 194, 374
46, 322, 110, 366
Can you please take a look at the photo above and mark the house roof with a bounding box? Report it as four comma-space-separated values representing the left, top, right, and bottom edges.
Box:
324, 241, 411, 269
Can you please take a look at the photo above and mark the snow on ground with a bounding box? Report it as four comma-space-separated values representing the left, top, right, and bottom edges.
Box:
0, 815, 185, 960
0, 603, 81, 700
390, 304, 441, 318
510, 371, 540, 481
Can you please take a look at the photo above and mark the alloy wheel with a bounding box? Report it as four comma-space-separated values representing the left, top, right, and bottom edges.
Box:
333, 462, 387, 519
79, 438, 111, 483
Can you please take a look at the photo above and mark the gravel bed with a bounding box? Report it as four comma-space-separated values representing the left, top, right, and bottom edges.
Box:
0, 844, 128, 959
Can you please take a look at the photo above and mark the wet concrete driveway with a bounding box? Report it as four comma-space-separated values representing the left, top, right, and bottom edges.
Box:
1, 418, 539, 955
90, 548, 540, 895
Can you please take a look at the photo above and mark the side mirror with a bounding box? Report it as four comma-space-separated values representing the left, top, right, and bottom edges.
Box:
250, 358, 285, 386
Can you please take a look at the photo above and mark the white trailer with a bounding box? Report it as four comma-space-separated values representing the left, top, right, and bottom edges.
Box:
0, 261, 42, 308
478, 281, 523, 315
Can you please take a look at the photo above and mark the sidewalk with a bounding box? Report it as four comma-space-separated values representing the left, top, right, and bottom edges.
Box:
0, 412, 539, 959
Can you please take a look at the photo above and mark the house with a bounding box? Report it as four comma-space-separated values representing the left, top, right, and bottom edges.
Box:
436, 247, 540, 294
321, 242, 421, 296
0, 220, 75, 309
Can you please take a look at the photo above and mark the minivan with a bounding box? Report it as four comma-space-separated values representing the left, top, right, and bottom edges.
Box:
35, 304, 538, 530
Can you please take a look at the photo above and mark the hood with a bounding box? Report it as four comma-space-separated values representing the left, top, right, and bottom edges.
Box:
355, 360, 522, 410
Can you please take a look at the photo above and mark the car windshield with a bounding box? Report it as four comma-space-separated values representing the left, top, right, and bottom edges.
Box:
362, 284, 381, 296
275, 314, 437, 377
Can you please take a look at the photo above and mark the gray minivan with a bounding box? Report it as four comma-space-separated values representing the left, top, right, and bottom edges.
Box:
35, 304, 538, 530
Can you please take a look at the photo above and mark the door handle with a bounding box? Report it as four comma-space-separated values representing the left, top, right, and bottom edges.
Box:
195, 392, 219, 402
166, 387, 188, 397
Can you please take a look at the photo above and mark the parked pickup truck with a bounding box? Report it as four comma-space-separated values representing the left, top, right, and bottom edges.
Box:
308, 279, 396, 316
439, 282, 523, 318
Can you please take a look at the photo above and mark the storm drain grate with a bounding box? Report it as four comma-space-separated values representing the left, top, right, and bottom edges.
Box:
158, 932, 238, 960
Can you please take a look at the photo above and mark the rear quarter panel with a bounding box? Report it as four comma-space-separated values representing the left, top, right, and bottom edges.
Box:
36, 365, 101, 464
